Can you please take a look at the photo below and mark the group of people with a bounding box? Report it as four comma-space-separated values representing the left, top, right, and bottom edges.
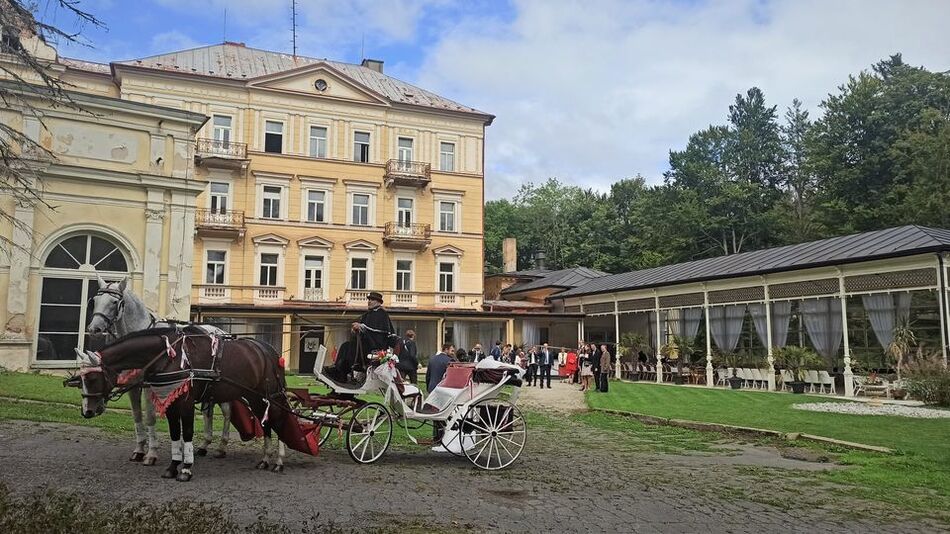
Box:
569, 342, 613, 393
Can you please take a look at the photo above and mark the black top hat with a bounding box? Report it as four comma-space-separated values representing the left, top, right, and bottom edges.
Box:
367, 291, 384, 302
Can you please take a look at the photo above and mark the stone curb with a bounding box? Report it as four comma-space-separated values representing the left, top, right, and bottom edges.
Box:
593, 408, 895, 454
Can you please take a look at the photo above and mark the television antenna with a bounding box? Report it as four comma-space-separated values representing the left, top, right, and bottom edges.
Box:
291, 0, 298, 56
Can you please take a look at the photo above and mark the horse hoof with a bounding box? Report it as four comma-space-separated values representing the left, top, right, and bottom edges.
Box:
272, 464, 284, 473
255, 461, 269, 470
212, 450, 226, 459
161, 468, 177, 479
129, 452, 145, 462
143, 456, 157, 467
195, 448, 208, 457
176, 470, 193, 482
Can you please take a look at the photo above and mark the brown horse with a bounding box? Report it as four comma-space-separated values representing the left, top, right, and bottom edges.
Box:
74, 326, 289, 481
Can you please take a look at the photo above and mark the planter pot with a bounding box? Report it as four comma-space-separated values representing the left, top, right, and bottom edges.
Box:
789, 381, 807, 394
728, 376, 743, 390
892, 389, 907, 400
673, 375, 686, 385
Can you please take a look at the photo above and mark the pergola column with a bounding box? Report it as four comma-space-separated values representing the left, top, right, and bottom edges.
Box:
655, 294, 663, 384
704, 287, 713, 387
939, 255, 949, 367
614, 298, 622, 379
838, 271, 854, 397
764, 282, 776, 391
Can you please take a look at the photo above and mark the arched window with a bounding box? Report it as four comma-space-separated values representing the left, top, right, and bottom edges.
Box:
36, 233, 129, 363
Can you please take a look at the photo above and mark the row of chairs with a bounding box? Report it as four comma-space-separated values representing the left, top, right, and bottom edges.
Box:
714, 368, 837, 394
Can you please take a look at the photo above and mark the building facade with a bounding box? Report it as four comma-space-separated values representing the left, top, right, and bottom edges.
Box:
52, 42, 495, 370
0, 32, 207, 370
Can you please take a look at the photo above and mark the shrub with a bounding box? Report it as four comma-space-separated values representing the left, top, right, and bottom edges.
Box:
903, 354, 950, 407
772, 345, 824, 382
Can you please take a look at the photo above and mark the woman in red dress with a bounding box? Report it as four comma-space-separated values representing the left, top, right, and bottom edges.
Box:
564, 349, 579, 384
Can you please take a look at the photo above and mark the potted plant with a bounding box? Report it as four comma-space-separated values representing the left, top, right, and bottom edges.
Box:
660, 337, 683, 384
886, 318, 916, 383
773, 346, 824, 394
620, 332, 646, 381
721, 352, 743, 389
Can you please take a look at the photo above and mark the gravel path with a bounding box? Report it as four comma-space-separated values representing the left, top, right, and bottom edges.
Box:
792, 402, 950, 418
516, 378, 587, 414
1, 414, 946, 533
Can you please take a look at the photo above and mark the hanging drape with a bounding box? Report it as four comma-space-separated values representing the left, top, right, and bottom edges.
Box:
862, 292, 913, 349
453, 320, 470, 351
708, 304, 746, 354
748, 301, 792, 349
801, 297, 842, 361
647, 311, 657, 352
522, 320, 540, 347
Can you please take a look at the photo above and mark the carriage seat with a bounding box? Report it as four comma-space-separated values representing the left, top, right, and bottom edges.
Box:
420, 363, 475, 413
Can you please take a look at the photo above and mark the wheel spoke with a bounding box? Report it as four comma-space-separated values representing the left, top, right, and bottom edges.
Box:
472, 435, 491, 465
495, 433, 515, 460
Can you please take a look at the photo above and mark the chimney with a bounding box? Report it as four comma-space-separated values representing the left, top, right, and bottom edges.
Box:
361, 58, 384, 73
503, 238, 517, 272
535, 251, 547, 271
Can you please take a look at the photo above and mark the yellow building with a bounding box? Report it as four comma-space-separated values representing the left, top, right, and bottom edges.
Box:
0, 32, 208, 370
53, 42, 499, 370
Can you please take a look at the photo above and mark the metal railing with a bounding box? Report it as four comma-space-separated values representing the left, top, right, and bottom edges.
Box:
383, 222, 431, 240
195, 137, 247, 159
195, 209, 245, 228
385, 159, 431, 184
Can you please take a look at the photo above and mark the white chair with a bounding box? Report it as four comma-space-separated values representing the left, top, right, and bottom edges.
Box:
818, 370, 836, 394
717, 368, 730, 386
740, 368, 754, 389
853, 375, 867, 396
804, 370, 821, 393
781, 370, 794, 391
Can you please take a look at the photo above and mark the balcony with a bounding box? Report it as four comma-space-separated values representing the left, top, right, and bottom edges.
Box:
301, 287, 325, 302
195, 138, 249, 170
391, 291, 417, 307
346, 290, 370, 305
254, 287, 284, 303
384, 159, 431, 188
195, 209, 245, 240
198, 285, 230, 303
383, 222, 431, 251
436, 293, 459, 307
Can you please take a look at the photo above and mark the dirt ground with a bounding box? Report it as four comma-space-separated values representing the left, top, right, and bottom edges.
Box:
1, 410, 946, 533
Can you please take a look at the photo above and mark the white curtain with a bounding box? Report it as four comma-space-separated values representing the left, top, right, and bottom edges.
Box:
453, 320, 470, 350
748, 301, 792, 349
801, 297, 842, 360
862, 292, 913, 349
522, 320, 540, 347
709, 304, 746, 354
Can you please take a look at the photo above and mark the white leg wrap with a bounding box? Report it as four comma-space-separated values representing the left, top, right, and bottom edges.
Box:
183, 442, 194, 464
277, 441, 285, 466
147, 426, 160, 451
171, 440, 183, 462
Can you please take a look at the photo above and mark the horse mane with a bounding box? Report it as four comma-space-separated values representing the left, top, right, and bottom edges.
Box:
109, 325, 181, 345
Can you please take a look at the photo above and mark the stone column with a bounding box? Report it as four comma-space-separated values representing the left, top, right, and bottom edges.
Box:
166, 191, 197, 321
142, 189, 165, 312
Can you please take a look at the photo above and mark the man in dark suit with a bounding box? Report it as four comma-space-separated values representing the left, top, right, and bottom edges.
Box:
489, 341, 502, 361
326, 291, 393, 382
398, 329, 419, 385
426, 342, 455, 441
538, 342, 555, 389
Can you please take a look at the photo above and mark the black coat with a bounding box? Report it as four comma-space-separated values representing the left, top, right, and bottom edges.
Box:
426, 352, 453, 393
357, 306, 394, 352
398, 339, 418, 373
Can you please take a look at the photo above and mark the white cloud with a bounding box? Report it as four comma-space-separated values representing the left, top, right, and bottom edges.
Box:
412, 0, 950, 199
149, 31, 202, 54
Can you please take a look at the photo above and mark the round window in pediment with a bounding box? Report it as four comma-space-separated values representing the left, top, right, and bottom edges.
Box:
314, 79, 328, 91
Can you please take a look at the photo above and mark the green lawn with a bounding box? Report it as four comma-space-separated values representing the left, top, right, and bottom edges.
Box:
588, 382, 950, 517
586, 382, 948, 461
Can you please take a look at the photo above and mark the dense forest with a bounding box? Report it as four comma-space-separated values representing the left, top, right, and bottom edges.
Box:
484, 55, 950, 274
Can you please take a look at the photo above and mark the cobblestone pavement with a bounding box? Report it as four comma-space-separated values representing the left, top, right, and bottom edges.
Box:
0, 418, 945, 533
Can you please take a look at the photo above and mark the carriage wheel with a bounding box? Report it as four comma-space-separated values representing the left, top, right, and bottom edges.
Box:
318, 404, 346, 447
345, 403, 392, 464
461, 401, 526, 471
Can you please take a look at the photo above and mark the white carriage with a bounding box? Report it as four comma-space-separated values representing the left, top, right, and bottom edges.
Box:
293, 347, 527, 470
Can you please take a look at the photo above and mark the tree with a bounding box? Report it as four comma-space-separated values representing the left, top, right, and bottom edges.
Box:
0, 0, 105, 256
778, 98, 821, 242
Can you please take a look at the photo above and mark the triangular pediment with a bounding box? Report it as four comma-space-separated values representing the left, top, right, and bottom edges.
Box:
252, 233, 289, 246
344, 239, 378, 252
248, 63, 388, 105
432, 245, 464, 257
297, 236, 334, 248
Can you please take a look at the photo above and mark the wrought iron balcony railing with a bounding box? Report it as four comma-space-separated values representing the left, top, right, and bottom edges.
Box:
385, 159, 431, 187
195, 137, 248, 159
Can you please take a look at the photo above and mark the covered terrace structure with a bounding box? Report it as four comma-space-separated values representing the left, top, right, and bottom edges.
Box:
551, 226, 950, 396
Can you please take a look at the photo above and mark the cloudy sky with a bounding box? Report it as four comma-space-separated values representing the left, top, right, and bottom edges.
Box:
54, 0, 950, 199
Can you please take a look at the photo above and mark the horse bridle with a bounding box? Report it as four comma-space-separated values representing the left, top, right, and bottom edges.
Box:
75, 334, 186, 402
90, 286, 125, 337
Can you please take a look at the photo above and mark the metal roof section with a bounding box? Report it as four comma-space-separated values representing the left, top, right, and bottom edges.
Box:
502, 267, 609, 295
108, 42, 491, 119
553, 225, 950, 299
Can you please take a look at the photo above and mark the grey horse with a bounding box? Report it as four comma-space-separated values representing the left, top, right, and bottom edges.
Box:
85, 274, 232, 464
